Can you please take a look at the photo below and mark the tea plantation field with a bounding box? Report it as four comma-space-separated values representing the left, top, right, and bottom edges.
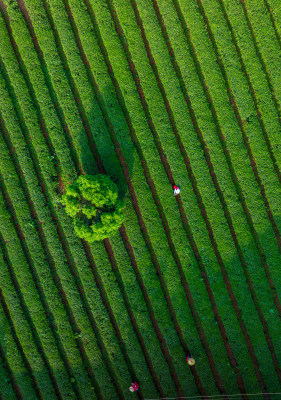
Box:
0, 0, 281, 398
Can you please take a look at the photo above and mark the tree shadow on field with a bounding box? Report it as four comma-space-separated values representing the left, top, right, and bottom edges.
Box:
78, 87, 136, 202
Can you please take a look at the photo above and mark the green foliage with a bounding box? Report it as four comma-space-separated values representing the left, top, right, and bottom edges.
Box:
62, 175, 125, 241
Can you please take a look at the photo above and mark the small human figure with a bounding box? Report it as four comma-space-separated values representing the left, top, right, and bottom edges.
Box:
129, 382, 140, 392
186, 354, 195, 366
173, 185, 180, 196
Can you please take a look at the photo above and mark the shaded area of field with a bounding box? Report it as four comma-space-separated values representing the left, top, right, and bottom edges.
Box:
0, 0, 281, 398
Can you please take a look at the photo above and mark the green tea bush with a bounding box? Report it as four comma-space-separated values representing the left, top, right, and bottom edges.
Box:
62, 175, 125, 242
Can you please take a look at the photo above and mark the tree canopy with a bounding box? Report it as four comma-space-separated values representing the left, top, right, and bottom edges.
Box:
62, 174, 125, 242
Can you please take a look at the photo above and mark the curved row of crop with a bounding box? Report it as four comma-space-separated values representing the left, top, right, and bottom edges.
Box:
0, 180, 65, 399
14, 0, 174, 397
149, 1, 270, 393
1, 0, 225, 396
199, 0, 281, 318
0, 0, 175, 396
166, 0, 281, 388
1, 0, 214, 396
60, 0, 281, 392
29, 0, 219, 394
108, 0, 281, 394
39, 0, 167, 390
185, 0, 281, 381
0, 294, 23, 400
92, 0, 281, 393
0, 84, 100, 399
203, 0, 281, 203
0, 2, 76, 185
36, 0, 195, 396
0, 341, 18, 400
211, 0, 281, 269
200, 0, 281, 368
212, 0, 281, 191
0, 8, 127, 399
0, 4, 138, 398
1, 0, 280, 397
0, 83, 94, 400
135, 0, 271, 392
58, 0, 233, 394
264, 0, 281, 51
156, 0, 281, 390
104, 0, 245, 394
0, 269, 38, 400
266, 0, 281, 54
239, 0, 281, 119
62, 0, 260, 396
112, 0, 265, 392
212, 0, 281, 298
0, 18, 122, 400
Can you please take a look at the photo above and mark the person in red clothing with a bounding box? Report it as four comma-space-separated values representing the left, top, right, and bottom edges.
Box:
129, 382, 140, 392
173, 185, 180, 196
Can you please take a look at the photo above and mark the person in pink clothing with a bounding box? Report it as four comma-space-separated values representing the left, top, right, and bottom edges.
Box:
129, 382, 140, 392
173, 185, 180, 196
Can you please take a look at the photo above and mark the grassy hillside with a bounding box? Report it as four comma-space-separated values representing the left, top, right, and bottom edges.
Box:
0, 0, 281, 398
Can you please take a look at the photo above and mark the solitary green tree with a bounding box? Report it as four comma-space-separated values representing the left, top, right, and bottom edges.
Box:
62, 174, 125, 242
